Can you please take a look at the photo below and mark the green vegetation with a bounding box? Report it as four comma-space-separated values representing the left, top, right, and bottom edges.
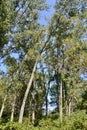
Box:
0, 0, 87, 129
0, 111, 87, 130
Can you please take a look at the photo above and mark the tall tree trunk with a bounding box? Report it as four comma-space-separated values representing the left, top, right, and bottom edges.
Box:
0, 94, 7, 118
71, 99, 74, 113
65, 100, 68, 116
19, 60, 38, 123
68, 100, 71, 117
45, 92, 48, 116
59, 79, 63, 122
10, 95, 16, 122
63, 81, 66, 115
31, 85, 36, 125
28, 99, 32, 122
32, 108, 35, 125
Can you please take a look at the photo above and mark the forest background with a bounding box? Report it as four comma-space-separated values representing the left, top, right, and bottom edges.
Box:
0, 0, 87, 130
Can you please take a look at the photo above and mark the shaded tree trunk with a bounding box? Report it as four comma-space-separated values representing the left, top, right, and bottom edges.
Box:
0, 94, 7, 118
32, 108, 35, 125
10, 95, 16, 122
65, 100, 68, 116
59, 79, 63, 122
68, 100, 71, 117
45, 92, 48, 116
28, 99, 32, 122
19, 60, 38, 123
45, 81, 49, 116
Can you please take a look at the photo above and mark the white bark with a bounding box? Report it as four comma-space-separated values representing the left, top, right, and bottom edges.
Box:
10, 95, 16, 122
32, 110, 35, 125
19, 60, 38, 123
0, 94, 7, 118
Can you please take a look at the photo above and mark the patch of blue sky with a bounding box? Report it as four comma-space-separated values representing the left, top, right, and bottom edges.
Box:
0, 64, 7, 72
38, 0, 56, 25
81, 74, 87, 80
0, 55, 7, 72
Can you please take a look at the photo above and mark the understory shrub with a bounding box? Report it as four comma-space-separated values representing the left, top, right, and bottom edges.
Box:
0, 110, 87, 130
0, 122, 35, 130
38, 110, 87, 130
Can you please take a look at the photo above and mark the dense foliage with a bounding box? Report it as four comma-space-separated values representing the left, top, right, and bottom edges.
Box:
0, 0, 87, 129
0, 110, 87, 130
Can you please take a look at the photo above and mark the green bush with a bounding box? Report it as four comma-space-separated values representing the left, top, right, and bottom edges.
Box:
38, 110, 87, 130
0, 121, 35, 130
0, 110, 87, 130
62, 110, 87, 130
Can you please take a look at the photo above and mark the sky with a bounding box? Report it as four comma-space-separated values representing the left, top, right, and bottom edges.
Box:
38, 0, 56, 25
